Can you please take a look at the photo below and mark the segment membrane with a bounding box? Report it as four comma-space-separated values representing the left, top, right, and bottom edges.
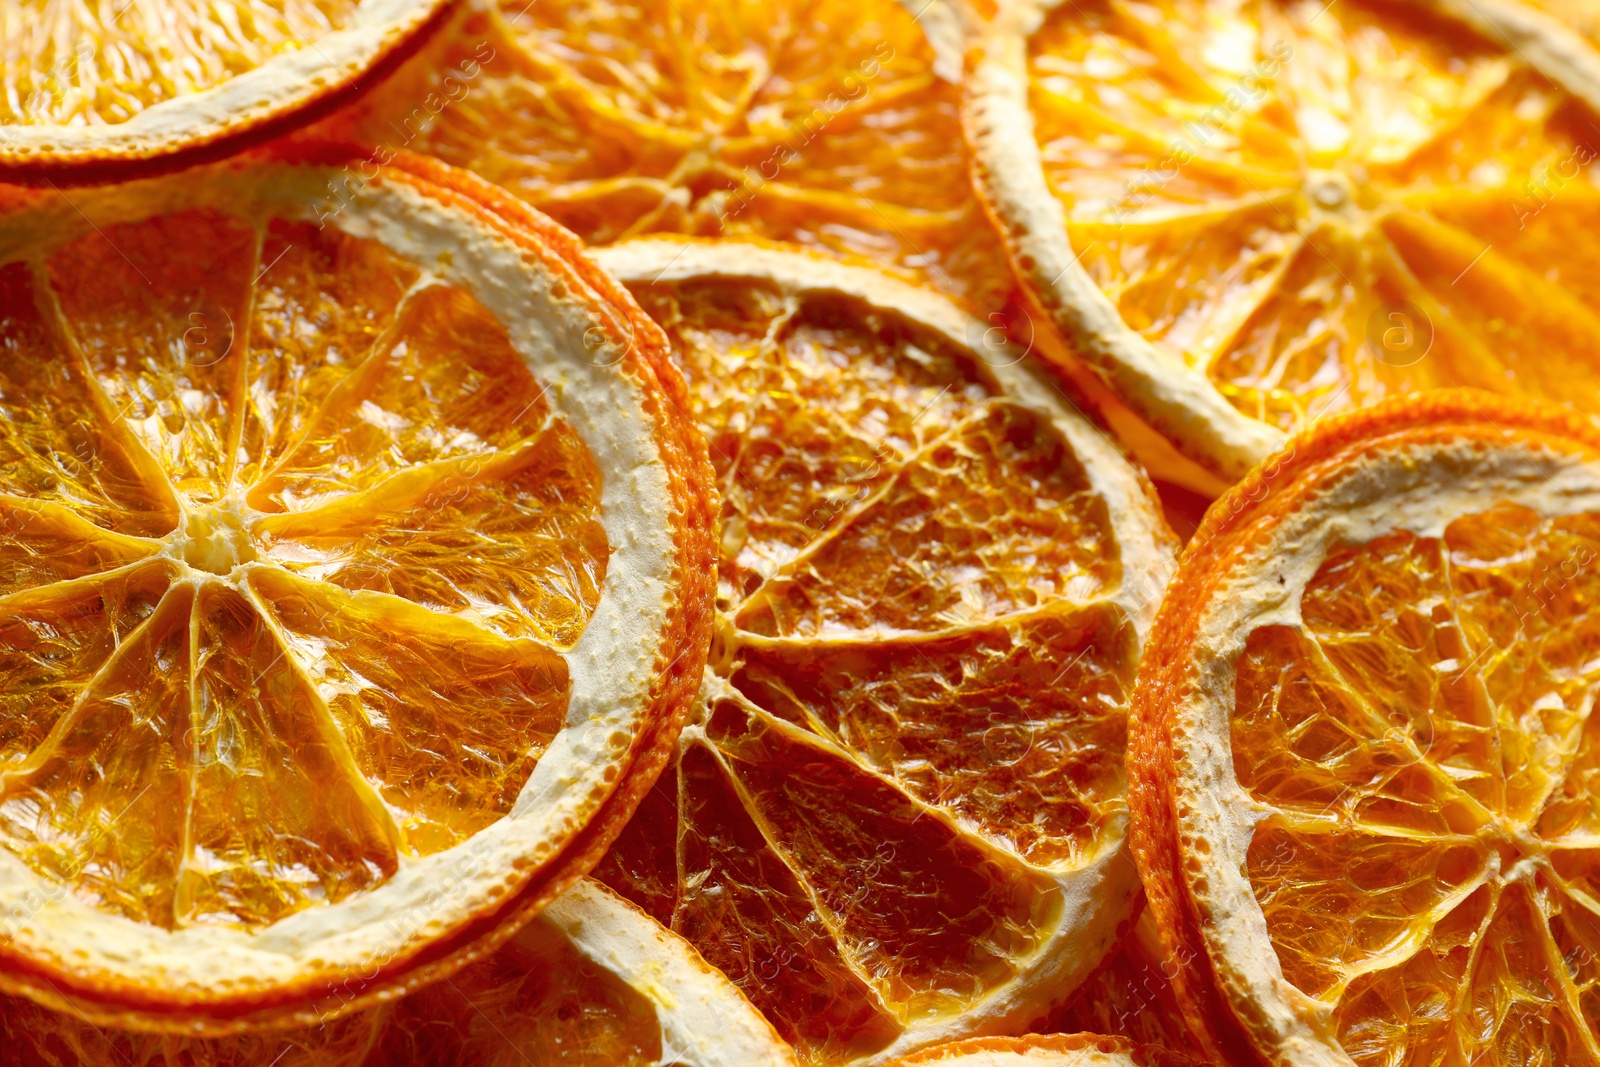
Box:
254, 570, 569, 857
0, 580, 192, 927
729, 603, 1136, 867
0, 261, 175, 534
182, 582, 398, 928
256, 420, 606, 647
47, 210, 256, 504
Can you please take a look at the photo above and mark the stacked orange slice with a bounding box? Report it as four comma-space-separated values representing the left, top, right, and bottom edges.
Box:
0, 0, 452, 180
10, 879, 798, 1066
0, 149, 713, 1031
586, 237, 1177, 1063
315, 0, 1012, 309
967, 0, 1600, 490
1132, 392, 1600, 1065
883, 1033, 1199, 1067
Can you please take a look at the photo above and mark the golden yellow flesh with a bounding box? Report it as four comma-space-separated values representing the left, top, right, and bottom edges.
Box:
7, 911, 668, 1065
595, 278, 1136, 1063
1028, 0, 1600, 431
0, 211, 605, 930
0, 0, 359, 126
1232, 505, 1600, 1065
325, 0, 1009, 307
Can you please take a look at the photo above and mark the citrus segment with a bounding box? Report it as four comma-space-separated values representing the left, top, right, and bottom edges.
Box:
0, 152, 714, 1029
967, 0, 1600, 486
0, 0, 452, 179
0, 568, 190, 928
1130, 393, 1600, 1066
318, 0, 1011, 307
591, 240, 1175, 1063
8, 880, 801, 1066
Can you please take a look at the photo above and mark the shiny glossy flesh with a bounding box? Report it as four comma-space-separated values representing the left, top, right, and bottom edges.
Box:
7, 908, 665, 1066
322, 0, 1009, 308
0, 211, 604, 929
0, 0, 358, 126
1028, 0, 1600, 431
595, 275, 1141, 1063
1233, 504, 1600, 1065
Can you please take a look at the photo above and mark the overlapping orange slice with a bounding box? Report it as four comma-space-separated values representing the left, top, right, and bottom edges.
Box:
314, 0, 1012, 309
582, 237, 1178, 1064
0, 149, 714, 1030
0, 0, 452, 181
967, 0, 1600, 490
883, 1033, 1199, 1067
1132, 392, 1600, 1065
10, 879, 797, 1066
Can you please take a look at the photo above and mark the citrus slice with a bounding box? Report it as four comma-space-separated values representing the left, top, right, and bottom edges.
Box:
8, 879, 798, 1066
0, 0, 452, 181
966, 0, 1600, 490
882, 1033, 1198, 1067
1130, 391, 1600, 1066
585, 237, 1178, 1064
312, 0, 1011, 309
0, 148, 715, 1031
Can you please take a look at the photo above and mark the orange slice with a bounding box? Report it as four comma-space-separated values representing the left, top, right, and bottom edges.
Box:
967, 0, 1600, 490
1130, 391, 1600, 1066
0, 148, 714, 1032
0, 0, 451, 181
312, 0, 1011, 309
882, 1033, 1199, 1067
586, 238, 1178, 1064
8, 879, 798, 1066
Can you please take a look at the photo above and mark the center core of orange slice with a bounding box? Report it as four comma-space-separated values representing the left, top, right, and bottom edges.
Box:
171, 500, 260, 576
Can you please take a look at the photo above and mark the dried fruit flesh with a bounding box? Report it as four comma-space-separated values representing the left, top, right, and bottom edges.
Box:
591, 240, 1177, 1065
1131, 393, 1600, 1067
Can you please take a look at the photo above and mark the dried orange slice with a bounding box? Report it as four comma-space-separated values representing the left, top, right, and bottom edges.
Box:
882, 1033, 1198, 1067
0, 0, 452, 181
313, 0, 1010, 308
0, 149, 714, 1031
1131, 392, 1600, 1065
967, 0, 1600, 490
586, 238, 1178, 1064
8, 879, 798, 1066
